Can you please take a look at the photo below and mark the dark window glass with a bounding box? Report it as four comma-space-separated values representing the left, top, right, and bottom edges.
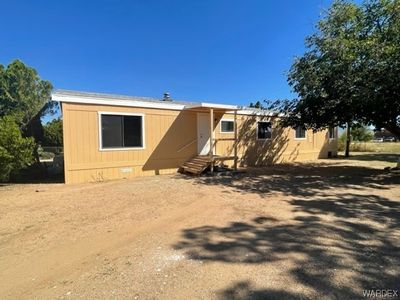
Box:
257, 122, 272, 139
102, 115, 123, 148
101, 115, 143, 148
123, 116, 142, 147
329, 127, 335, 139
295, 126, 306, 139
221, 120, 234, 132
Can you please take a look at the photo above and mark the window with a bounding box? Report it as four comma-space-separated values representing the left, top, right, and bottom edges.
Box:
295, 126, 306, 139
100, 113, 144, 149
329, 127, 336, 139
220, 120, 234, 133
257, 122, 272, 140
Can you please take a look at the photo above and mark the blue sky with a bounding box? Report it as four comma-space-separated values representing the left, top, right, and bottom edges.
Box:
1, 0, 332, 106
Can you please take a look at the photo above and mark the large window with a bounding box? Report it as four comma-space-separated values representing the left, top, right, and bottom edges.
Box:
220, 120, 234, 133
329, 127, 336, 139
257, 122, 272, 140
100, 113, 144, 150
295, 126, 306, 139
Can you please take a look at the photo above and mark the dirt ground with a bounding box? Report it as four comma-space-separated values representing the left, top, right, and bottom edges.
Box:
0, 154, 399, 299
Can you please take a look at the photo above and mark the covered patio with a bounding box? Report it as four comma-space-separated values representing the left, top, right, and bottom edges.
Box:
182, 102, 239, 174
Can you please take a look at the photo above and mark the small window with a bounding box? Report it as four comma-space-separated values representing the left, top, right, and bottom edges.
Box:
220, 120, 234, 133
257, 122, 272, 140
329, 127, 336, 139
295, 126, 306, 139
100, 114, 144, 149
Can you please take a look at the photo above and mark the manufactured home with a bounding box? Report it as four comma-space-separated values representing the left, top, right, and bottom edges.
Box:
52, 90, 338, 184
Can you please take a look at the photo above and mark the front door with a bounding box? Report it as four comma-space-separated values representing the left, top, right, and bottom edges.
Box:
197, 113, 210, 155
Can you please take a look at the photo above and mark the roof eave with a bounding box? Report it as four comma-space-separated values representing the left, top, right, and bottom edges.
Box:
52, 92, 186, 111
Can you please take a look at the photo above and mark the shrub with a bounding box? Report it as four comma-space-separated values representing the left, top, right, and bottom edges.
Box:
0, 116, 35, 182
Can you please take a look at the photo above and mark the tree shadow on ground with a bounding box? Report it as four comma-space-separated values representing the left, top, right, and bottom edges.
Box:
179, 162, 399, 198
174, 164, 400, 299
5, 163, 64, 184
218, 281, 304, 300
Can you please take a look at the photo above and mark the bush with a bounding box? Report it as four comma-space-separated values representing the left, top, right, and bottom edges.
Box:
0, 116, 35, 182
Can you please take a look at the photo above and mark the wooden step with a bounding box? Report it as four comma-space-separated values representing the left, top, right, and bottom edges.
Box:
182, 167, 202, 174
181, 155, 211, 175
191, 157, 211, 162
183, 162, 205, 168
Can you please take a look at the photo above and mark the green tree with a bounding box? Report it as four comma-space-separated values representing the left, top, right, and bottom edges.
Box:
351, 125, 374, 142
0, 116, 35, 182
271, 0, 400, 156
42, 118, 63, 147
0, 60, 53, 161
249, 101, 264, 109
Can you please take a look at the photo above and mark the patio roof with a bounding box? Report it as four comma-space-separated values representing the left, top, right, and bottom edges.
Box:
184, 102, 238, 112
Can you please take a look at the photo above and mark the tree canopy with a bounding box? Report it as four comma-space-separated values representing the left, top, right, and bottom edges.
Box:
42, 118, 63, 147
0, 60, 53, 179
0, 60, 53, 132
0, 116, 35, 182
273, 0, 400, 137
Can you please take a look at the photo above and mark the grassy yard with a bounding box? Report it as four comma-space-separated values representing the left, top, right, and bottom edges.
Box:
342, 142, 400, 153
0, 155, 399, 299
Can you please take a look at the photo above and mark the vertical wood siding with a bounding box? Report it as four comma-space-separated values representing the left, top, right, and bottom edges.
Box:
62, 103, 338, 184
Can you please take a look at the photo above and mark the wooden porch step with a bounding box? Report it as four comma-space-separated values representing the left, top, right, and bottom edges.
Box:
181, 155, 212, 175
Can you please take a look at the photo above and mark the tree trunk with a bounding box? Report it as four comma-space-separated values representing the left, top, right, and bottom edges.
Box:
345, 122, 351, 157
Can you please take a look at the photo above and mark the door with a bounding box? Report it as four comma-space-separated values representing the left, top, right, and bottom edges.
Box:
197, 113, 211, 155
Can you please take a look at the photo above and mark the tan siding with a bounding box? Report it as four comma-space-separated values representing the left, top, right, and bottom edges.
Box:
213, 113, 338, 167
62, 103, 338, 184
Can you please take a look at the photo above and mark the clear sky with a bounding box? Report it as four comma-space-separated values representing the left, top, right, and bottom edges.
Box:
1, 0, 333, 106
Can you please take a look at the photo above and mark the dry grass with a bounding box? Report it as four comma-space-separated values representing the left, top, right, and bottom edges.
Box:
340, 142, 400, 153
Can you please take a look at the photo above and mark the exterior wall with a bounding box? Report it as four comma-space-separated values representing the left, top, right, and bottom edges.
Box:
62, 103, 338, 184
62, 103, 197, 184
213, 113, 338, 167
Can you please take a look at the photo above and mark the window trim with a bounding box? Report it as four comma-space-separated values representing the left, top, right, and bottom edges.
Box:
256, 121, 272, 140
98, 111, 146, 151
294, 126, 307, 140
219, 118, 234, 134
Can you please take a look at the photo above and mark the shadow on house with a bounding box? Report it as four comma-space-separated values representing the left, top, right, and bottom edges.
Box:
173, 191, 400, 299
318, 130, 338, 158
232, 115, 291, 167
142, 111, 198, 175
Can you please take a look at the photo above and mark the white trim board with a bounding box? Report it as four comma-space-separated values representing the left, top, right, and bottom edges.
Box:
52, 91, 281, 116
184, 102, 238, 110
55, 94, 186, 111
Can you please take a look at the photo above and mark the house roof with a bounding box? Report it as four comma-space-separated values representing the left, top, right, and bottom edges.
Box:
52, 89, 277, 115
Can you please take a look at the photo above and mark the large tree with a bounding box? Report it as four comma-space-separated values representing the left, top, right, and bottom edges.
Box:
272, 0, 400, 155
42, 118, 63, 147
0, 60, 53, 161
0, 116, 35, 182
